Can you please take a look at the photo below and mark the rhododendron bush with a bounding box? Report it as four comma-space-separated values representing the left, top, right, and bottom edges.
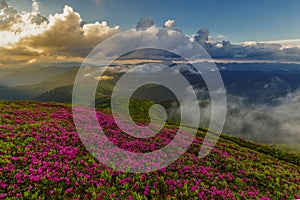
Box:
0, 101, 299, 199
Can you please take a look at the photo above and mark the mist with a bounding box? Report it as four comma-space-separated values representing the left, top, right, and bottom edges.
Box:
170, 88, 300, 146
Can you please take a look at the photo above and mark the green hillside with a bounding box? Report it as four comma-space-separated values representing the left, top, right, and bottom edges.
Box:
0, 101, 299, 199
0, 68, 79, 100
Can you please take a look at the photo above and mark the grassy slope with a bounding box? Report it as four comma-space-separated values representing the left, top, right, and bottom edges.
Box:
0, 101, 299, 199
0, 68, 79, 100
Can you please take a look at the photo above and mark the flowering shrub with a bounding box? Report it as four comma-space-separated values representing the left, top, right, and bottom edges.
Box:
0, 101, 299, 199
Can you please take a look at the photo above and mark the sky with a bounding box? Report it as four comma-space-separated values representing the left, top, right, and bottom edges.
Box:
7, 0, 300, 43
1, 0, 300, 67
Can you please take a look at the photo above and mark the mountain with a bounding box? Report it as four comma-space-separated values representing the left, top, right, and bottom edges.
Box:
1, 63, 300, 148
0, 67, 78, 100
34, 85, 74, 103
31, 62, 300, 104
0, 100, 299, 199
0, 66, 70, 87
2, 62, 300, 105
119, 48, 181, 60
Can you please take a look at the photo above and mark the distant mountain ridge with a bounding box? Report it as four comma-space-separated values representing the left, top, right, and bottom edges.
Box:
0, 66, 70, 87
1, 62, 300, 104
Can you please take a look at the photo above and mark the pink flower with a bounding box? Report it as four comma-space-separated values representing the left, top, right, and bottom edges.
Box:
65, 187, 73, 193
144, 184, 150, 195
0, 183, 6, 188
198, 192, 205, 198
110, 193, 115, 198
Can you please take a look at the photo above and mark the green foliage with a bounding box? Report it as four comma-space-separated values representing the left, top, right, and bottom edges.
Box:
0, 100, 299, 199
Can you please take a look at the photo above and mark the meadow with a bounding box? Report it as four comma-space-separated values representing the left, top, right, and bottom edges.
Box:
0, 101, 299, 199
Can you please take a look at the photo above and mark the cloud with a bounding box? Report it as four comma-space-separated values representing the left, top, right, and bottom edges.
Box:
84, 22, 300, 64
94, 75, 114, 81
86, 26, 211, 64
192, 28, 300, 62
215, 34, 227, 40
0, 1, 119, 65
32, 0, 39, 14
168, 87, 300, 145
1, 0, 300, 66
194, 28, 209, 47
0, 3, 21, 30
18, 5, 119, 56
263, 39, 300, 49
0, 0, 7, 9
27, 58, 37, 64
163, 19, 175, 29
136, 17, 154, 29
221, 90, 300, 144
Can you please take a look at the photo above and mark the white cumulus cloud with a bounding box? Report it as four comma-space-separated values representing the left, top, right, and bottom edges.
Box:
163, 19, 175, 28
0, 0, 119, 65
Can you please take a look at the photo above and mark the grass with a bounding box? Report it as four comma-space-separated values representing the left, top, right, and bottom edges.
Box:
0, 100, 299, 199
